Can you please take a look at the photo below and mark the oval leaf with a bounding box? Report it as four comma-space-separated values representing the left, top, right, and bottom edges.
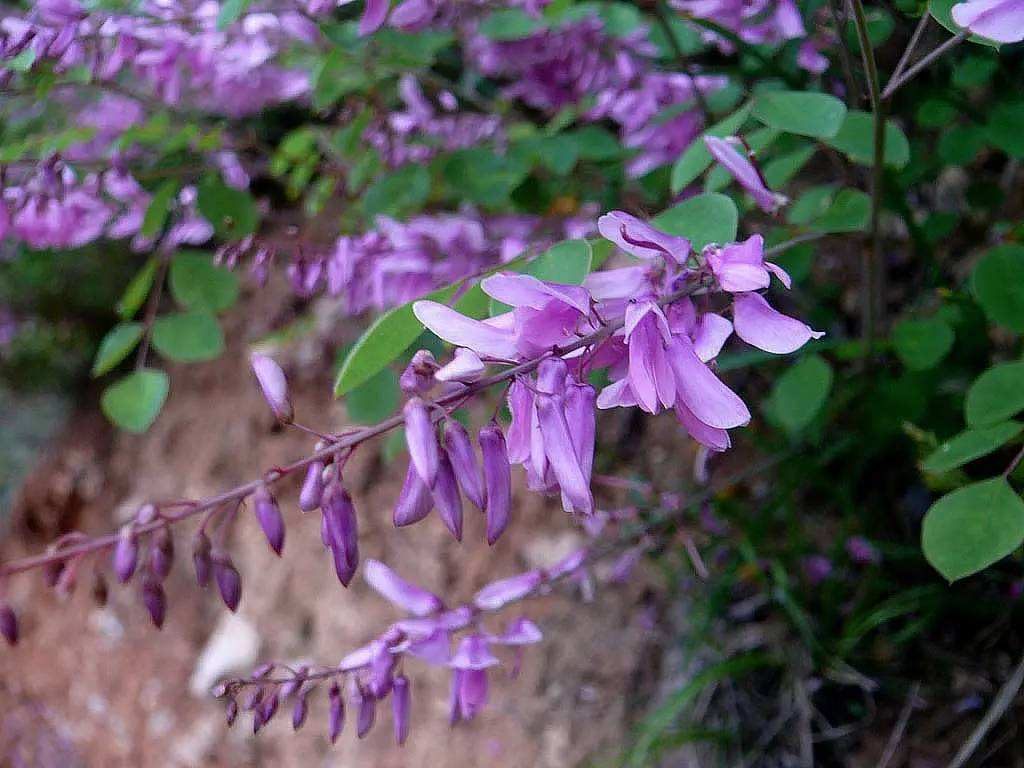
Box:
196, 176, 259, 240
101, 369, 169, 433
751, 91, 847, 139
151, 312, 225, 362
766, 354, 833, 434
670, 102, 753, 193
965, 362, 1024, 427
169, 251, 240, 313
972, 243, 1024, 333
825, 111, 911, 169
922, 478, 1024, 582
922, 422, 1023, 473
92, 322, 144, 377
653, 193, 738, 250
892, 317, 955, 371
345, 367, 400, 423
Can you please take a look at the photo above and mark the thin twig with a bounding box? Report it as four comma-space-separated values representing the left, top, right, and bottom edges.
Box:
655, 2, 710, 120
827, 0, 862, 104
134, 252, 172, 370
889, 14, 931, 87
878, 682, 920, 768
1003, 444, 1024, 478
881, 30, 968, 100
948, 652, 1024, 768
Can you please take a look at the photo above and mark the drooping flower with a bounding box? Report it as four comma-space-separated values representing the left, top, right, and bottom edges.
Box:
597, 210, 691, 264
706, 234, 791, 293
704, 136, 788, 214
250, 353, 293, 424
479, 423, 512, 545
364, 559, 444, 616
448, 634, 500, 722
951, 0, 1024, 43
732, 292, 824, 354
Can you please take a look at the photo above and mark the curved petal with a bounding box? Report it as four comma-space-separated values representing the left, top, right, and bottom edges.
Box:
668, 337, 751, 429
692, 312, 733, 362
733, 292, 824, 354
482, 272, 590, 314
413, 300, 518, 359
675, 402, 731, 452
951, 0, 1024, 42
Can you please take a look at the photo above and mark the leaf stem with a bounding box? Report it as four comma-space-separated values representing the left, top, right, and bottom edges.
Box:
881, 30, 968, 100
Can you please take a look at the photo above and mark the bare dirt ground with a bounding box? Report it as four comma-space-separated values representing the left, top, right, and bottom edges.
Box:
0, 288, 664, 768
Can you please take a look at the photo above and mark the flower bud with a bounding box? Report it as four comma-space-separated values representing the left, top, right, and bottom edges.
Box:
150, 526, 174, 582
253, 484, 285, 556
225, 698, 238, 727
141, 578, 166, 629
479, 423, 512, 545
404, 398, 439, 487
135, 503, 158, 525
328, 682, 344, 744
0, 604, 18, 646
113, 525, 138, 583
322, 480, 358, 583
443, 420, 484, 511
299, 461, 325, 512
212, 551, 242, 612
192, 531, 212, 588
432, 452, 463, 542
250, 353, 293, 424
436, 347, 485, 384
292, 693, 309, 731
92, 572, 109, 606
356, 689, 376, 739
392, 674, 411, 745
399, 349, 439, 395
393, 462, 433, 527
243, 687, 263, 711
258, 691, 279, 728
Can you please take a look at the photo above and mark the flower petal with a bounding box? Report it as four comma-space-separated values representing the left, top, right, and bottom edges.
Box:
668, 337, 750, 429
413, 301, 518, 359
364, 559, 444, 617
733, 292, 824, 354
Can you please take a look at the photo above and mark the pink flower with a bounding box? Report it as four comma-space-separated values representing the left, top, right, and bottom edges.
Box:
704, 136, 788, 214
951, 0, 1024, 42
732, 292, 824, 354
597, 210, 691, 264
707, 235, 791, 293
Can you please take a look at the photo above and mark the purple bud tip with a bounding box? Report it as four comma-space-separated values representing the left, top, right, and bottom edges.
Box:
142, 579, 166, 629
328, 682, 344, 744
392, 675, 411, 746
299, 461, 325, 512
254, 485, 286, 556
250, 353, 294, 424
135, 503, 158, 525
193, 531, 213, 588
113, 526, 138, 584
479, 423, 512, 546
292, 694, 309, 731
225, 698, 238, 726
404, 398, 439, 488
150, 526, 174, 582
0, 604, 18, 646
356, 691, 376, 739
212, 551, 242, 612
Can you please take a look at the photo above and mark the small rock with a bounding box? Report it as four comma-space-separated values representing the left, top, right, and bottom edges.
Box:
189, 613, 260, 697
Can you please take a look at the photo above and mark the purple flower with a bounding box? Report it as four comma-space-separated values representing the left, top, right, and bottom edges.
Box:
392, 674, 411, 745
400, 349, 439, 395
321, 479, 359, 586
491, 617, 543, 646
433, 452, 464, 541
707, 235, 791, 293
253, 484, 285, 556
0, 605, 18, 646
535, 359, 594, 515
404, 397, 440, 487
846, 535, 880, 565
704, 136, 788, 214
212, 551, 242, 612
141, 579, 166, 628
623, 301, 676, 414
597, 210, 691, 264
480, 423, 512, 545
299, 461, 325, 512
355, 687, 377, 738
113, 525, 138, 583
250, 353, 293, 424
474, 570, 543, 611
449, 635, 499, 721
443, 420, 485, 511
732, 292, 824, 354
364, 559, 444, 616
328, 682, 344, 743
951, 0, 1024, 42
394, 462, 434, 527
436, 347, 485, 383
801, 554, 833, 585
358, 0, 390, 35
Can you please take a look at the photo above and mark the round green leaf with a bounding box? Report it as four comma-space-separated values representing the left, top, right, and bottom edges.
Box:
101, 369, 169, 433
196, 176, 259, 240
751, 91, 847, 139
527, 239, 592, 285
987, 102, 1024, 159
965, 362, 1024, 426
812, 189, 871, 233
766, 354, 834, 434
151, 312, 225, 362
892, 317, 955, 370
921, 422, 1023, 473
361, 164, 430, 218
972, 244, 1024, 332
653, 193, 738, 250
345, 367, 400, 424
922, 478, 1024, 582
92, 322, 144, 377
825, 111, 911, 169
169, 251, 240, 313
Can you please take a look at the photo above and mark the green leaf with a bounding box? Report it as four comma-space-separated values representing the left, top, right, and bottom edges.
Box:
928, 0, 1001, 47
334, 284, 458, 396
116, 258, 159, 320
937, 124, 985, 165
361, 164, 431, 218
762, 145, 816, 188
196, 176, 259, 240
91, 323, 144, 377
892, 317, 955, 370
966, 362, 1024, 426
987, 102, 1024, 159
169, 251, 240, 313
312, 49, 369, 110
653, 193, 738, 250
5, 48, 36, 72
151, 312, 225, 362
140, 180, 179, 238
670, 102, 753, 192
812, 188, 871, 233
751, 91, 847, 139
478, 8, 545, 39
527, 239, 593, 284
953, 54, 998, 89
788, 185, 835, 225
441, 150, 528, 208
921, 422, 1023, 473
765, 354, 834, 434
566, 126, 622, 160
101, 369, 169, 433
345, 367, 400, 424
825, 111, 910, 169
972, 244, 1024, 332
217, 0, 251, 29
922, 478, 1024, 581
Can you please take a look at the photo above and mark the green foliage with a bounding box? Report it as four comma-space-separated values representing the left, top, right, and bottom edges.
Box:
965, 362, 1024, 427
196, 176, 259, 240
169, 252, 240, 313
345, 367, 400, 423
892, 317, 955, 370
811, 189, 871, 233
361, 164, 431, 218
988, 102, 1024, 159
921, 422, 1023, 473
478, 8, 545, 39
751, 91, 847, 139
91, 323, 144, 377
922, 478, 1024, 581
140, 181, 179, 238
653, 193, 738, 249
826, 111, 911, 169
116, 258, 159, 320
765, 354, 833, 434
151, 312, 225, 362
101, 369, 170, 433
670, 102, 753, 192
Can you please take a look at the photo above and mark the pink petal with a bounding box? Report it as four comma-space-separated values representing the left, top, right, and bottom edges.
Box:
668, 337, 751, 429
693, 313, 733, 362
597, 210, 690, 263
473, 571, 544, 611
674, 402, 731, 451
481, 272, 590, 315
596, 378, 638, 409
765, 261, 792, 289
364, 559, 444, 617
413, 301, 518, 359
358, 0, 389, 35
733, 292, 824, 354
952, 0, 1024, 42
436, 348, 484, 383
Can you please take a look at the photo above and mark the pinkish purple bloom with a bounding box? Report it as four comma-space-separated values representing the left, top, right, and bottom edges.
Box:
732, 292, 824, 354
436, 348, 485, 383
480, 423, 512, 545
951, 0, 1024, 42
253, 484, 285, 556
404, 398, 440, 487
299, 461, 325, 512
394, 462, 434, 527
846, 535, 881, 565
474, 570, 544, 611
250, 353, 293, 424
597, 211, 691, 264
707, 235, 791, 293
328, 682, 344, 743
433, 452, 465, 541
113, 525, 138, 583
365, 559, 444, 616
392, 674, 411, 745
704, 136, 788, 214
443, 420, 484, 511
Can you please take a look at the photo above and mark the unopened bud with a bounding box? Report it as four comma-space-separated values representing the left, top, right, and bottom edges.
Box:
392, 674, 410, 746
192, 531, 212, 588
141, 578, 166, 629
328, 682, 344, 743
0, 604, 18, 646
113, 526, 138, 583
253, 485, 285, 556
356, 690, 376, 739
225, 698, 238, 726
299, 461, 325, 512
212, 551, 242, 612
150, 526, 174, 582
135, 503, 158, 525
250, 353, 293, 424
292, 693, 309, 731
